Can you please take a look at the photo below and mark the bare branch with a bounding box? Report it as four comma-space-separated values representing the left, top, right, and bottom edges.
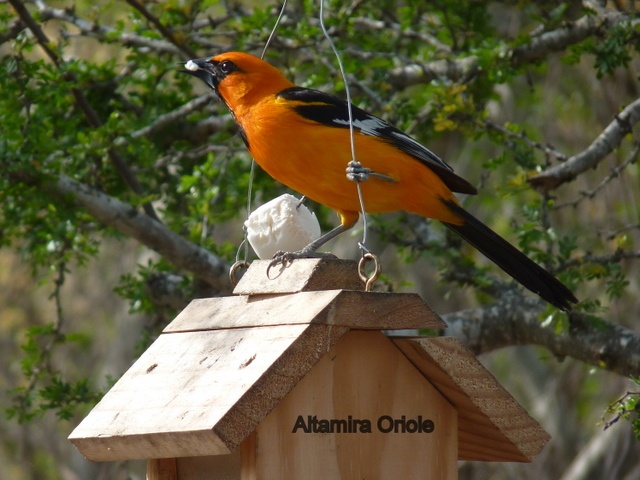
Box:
530, 98, 640, 192
605, 224, 640, 241
389, 56, 480, 88
50, 175, 231, 293
351, 17, 452, 54
482, 119, 568, 161
112, 85, 233, 147
560, 250, 640, 269
9, 0, 61, 66
0, 16, 25, 44
116, 94, 215, 145
34, 0, 183, 55
559, 415, 640, 480
555, 143, 640, 209
124, 0, 196, 58
389, 9, 634, 88
510, 9, 628, 64
443, 295, 640, 377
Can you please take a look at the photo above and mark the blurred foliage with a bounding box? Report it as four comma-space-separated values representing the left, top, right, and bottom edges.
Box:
1, 0, 640, 478
603, 377, 640, 441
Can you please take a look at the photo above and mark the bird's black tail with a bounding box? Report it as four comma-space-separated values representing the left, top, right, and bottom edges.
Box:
441, 200, 578, 311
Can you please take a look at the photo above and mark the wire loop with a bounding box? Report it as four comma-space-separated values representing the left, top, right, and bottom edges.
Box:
358, 252, 381, 292
229, 260, 250, 287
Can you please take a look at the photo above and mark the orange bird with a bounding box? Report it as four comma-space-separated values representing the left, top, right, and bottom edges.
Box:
184, 52, 577, 311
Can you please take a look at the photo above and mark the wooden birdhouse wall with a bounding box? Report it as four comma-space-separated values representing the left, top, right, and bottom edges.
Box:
251, 330, 458, 478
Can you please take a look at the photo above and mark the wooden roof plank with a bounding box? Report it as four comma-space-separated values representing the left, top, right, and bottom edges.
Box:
163, 290, 341, 332
164, 290, 444, 333
70, 323, 332, 461
233, 258, 364, 294
393, 337, 550, 462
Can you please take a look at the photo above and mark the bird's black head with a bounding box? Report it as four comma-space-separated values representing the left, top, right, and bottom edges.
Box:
181, 57, 241, 94
182, 53, 295, 113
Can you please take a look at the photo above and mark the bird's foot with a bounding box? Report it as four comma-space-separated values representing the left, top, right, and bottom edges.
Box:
295, 195, 307, 209
267, 249, 337, 275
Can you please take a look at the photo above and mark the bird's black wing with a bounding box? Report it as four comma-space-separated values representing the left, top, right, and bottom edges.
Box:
277, 87, 477, 195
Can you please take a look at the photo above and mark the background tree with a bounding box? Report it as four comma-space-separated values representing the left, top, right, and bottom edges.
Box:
1, 0, 639, 478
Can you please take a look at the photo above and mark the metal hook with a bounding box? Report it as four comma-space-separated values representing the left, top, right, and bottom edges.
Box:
229, 260, 250, 287
358, 252, 381, 292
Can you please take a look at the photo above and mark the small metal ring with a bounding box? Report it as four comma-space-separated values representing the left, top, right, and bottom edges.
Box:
358, 252, 381, 292
229, 260, 250, 287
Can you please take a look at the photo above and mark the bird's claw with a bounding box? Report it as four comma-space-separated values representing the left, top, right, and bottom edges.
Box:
267, 250, 338, 276
295, 195, 307, 210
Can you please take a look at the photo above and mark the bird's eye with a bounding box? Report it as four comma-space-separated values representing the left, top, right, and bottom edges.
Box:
219, 60, 236, 74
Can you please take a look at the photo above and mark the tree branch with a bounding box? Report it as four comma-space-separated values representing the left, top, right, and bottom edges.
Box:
9, 0, 161, 221
555, 142, 640, 209
34, 0, 182, 55
49, 174, 231, 293
116, 94, 215, 145
530, 98, 640, 192
443, 295, 640, 378
388, 9, 633, 88
389, 56, 480, 88
560, 250, 640, 269
124, 0, 197, 58
482, 118, 569, 161
559, 415, 639, 480
510, 8, 627, 64
0, 16, 25, 44
351, 16, 452, 54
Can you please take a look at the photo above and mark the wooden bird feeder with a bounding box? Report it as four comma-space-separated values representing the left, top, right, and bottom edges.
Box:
69, 258, 549, 479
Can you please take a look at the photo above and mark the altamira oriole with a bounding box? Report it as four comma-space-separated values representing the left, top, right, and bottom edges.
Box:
183, 52, 578, 311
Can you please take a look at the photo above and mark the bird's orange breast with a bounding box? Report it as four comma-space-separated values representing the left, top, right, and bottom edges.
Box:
237, 96, 464, 225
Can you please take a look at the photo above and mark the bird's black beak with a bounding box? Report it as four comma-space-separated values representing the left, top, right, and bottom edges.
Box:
181, 57, 218, 91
